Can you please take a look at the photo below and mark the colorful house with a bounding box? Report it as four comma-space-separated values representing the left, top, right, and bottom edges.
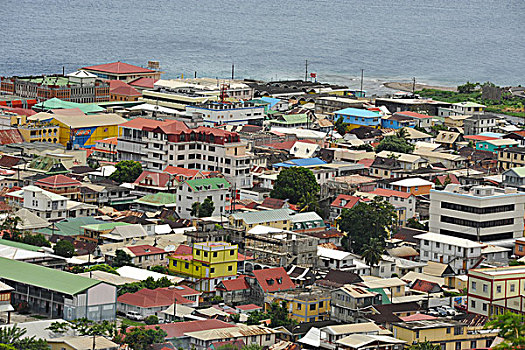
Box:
51, 113, 127, 148
475, 138, 518, 153
266, 286, 330, 323
380, 115, 416, 129
333, 108, 381, 130
167, 242, 240, 293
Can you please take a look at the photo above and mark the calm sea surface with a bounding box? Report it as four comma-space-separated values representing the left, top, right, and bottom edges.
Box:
1, 0, 524, 94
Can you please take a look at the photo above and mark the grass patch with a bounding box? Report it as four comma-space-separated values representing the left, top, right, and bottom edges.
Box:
120, 318, 144, 327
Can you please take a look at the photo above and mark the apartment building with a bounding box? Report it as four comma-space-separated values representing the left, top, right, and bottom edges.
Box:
167, 242, 240, 293
118, 118, 252, 188
464, 114, 497, 135
415, 232, 485, 274
34, 174, 81, 200
429, 185, 525, 245
186, 101, 264, 126
468, 266, 525, 317
498, 147, 525, 170
266, 287, 331, 323
331, 285, 381, 323
176, 178, 231, 219
7, 185, 67, 222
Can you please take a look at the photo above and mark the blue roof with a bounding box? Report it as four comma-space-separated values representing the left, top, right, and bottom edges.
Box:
273, 157, 326, 168
333, 107, 380, 118
478, 132, 504, 139
260, 97, 281, 109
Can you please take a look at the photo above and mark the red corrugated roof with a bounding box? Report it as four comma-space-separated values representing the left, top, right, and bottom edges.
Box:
82, 62, 155, 74
0, 129, 23, 145
163, 166, 203, 181
399, 313, 437, 321
357, 158, 374, 167
111, 84, 141, 97
395, 111, 434, 119
35, 174, 81, 188
127, 245, 165, 257
251, 267, 295, 292
261, 197, 287, 209
217, 277, 250, 291
97, 137, 118, 145
128, 319, 235, 339
134, 170, 172, 188
0, 106, 37, 116
172, 244, 192, 256
463, 135, 498, 141
368, 188, 413, 199
411, 279, 441, 293
330, 194, 369, 209
236, 304, 262, 311
128, 77, 158, 89
117, 286, 200, 308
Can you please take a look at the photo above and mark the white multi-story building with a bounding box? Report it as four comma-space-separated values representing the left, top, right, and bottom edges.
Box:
176, 178, 231, 219
415, 232, 485, 274
117, 118, 253, 188
429, 185, 525, 246
186, 102, 264, 126
7, 185, 67, 221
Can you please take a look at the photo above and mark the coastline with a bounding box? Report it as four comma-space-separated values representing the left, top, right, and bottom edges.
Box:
383, 81, 457, 92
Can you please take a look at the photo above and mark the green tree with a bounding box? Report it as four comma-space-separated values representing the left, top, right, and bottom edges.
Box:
54, 240, 75, 258
457, 81, 478, 94
0, 215, 22, 242
109, 160, 142, 184
190, 202, 201, 217
375, 134, 414, 154
361, 238, 384, 268
270, 167, 320, 204
0, 344, 15, 350
242, 345, 263, 350
48, 319, 116, 350
406, 218, 428, 231
409, 341, 441, 350
485, 312, 525, 349
297, 192, 321, 214
113, 249, 133, 267
335, 116, 349, 135
118, 277, 172, 296
267, 301, 297, 328
115, 326, 167, 350
0, 324, 49, 350
339, 197, 397, 254
21, 234, 51, 247
199, 197, 215, 217
144, 315, 159, 325
83, 264, 119, 275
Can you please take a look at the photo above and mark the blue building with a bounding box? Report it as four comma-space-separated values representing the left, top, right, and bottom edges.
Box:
333, 108, 381, 130
381, 115, 416, 129
273, 157, 326, 169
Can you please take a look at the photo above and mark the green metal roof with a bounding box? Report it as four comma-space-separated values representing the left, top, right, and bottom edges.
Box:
270, 114, 308, 125
37, 217, 104, 237
134, 193, 177, 207
368, 288, 391, 304
0, 239, 42, 252
27, 156, 69, 174
81, 222, 130, 232
186, 178, 231, 192
23, 76, 70, 86
0, 257, 100, 295
34, 98, 105, 114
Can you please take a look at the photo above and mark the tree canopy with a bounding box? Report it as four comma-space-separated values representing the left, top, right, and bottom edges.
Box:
375, 131, 414, 154
115, 326, 167, 350
191, 197, 215, 217
408, 341, 441, 350
339, 197, 397, 254
485, 312, 525, 349
54, 240, 75, 258
118, 276, 173, 296
361, 238, 384, 268
109, 160, 142, 184
0, 324, 49, 350
113, 249, 133, 267
270, 167, 320, 204
246, 301, 296, 328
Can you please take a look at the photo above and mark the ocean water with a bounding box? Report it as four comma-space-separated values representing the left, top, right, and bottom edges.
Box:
1, 0, 524, 94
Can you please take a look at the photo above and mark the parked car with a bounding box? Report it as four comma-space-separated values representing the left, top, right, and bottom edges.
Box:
442, 306, 457, 316
126, 311, 143, 321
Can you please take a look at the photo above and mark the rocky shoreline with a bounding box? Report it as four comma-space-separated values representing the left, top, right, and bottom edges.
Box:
383, 81, 457, 92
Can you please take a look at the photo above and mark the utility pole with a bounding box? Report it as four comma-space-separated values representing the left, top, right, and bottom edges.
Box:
360, 69, 364, 96
412, 77, 416, 95
231, 64, 235, 80
304, 60, 308, 81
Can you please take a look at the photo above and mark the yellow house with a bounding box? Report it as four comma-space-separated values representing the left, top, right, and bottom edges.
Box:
168, 242, 239, 293
266, 287, 331, 323
50, 113, 126, 148
229, 208, 292, 231
392, 319, 497, 350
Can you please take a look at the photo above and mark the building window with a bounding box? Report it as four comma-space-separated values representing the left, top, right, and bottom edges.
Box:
297, 303, 301, 310
454, 326, 463, 335
482, 303, 487, 312
415, 330, 419, 339
483, 284, 488, 293
228, 265, 233, 271
470, 300, 476, 309
211, 268, 215, 273
471, 341, 477, 349
446, 327, 451, 334
511, 284, 515, 292
309, 304, 316, 311
471, 281, 477, 291
497, 286, 502, 293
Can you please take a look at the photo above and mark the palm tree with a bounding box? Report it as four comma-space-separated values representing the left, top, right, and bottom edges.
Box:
297, 192, 320, 213
361, 238, 384, 268
408, 341, 441, 350
190, 202, 201, 217
396, 127, 409, 140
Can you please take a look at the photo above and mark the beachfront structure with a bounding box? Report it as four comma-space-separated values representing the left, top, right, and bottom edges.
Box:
176, 178, 231, 219
468, 266, 525, 317
186, 101, 264, 126
429, 185, 525, 245
0, 73, 110, 103
80, 62, 162, 82
0, 257, 116, 321
333, 108, 381, 130
167, 242, 239, 293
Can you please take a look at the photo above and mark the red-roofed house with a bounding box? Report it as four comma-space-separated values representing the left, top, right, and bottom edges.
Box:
118, 244, 168, 269
108, 80, 141, 101
260, 197, 291, 210
117, 286, 201, 319
81, 62, 162, 82
235, 304, 262, 314
133, 170, 176, 194
329, 194, 369, 220
0, 129, 24, 145
216, 276, 250, 304
394, 111, 435, 128
367, 188, 416, 225
126, 319, 235, 345
410, 279, 443, 294
248, 267, 295, 303
34, 174, 82, 200
163, 166, 208, 182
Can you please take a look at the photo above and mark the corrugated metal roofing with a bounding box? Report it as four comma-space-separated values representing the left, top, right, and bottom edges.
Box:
232, 208, 292, 225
